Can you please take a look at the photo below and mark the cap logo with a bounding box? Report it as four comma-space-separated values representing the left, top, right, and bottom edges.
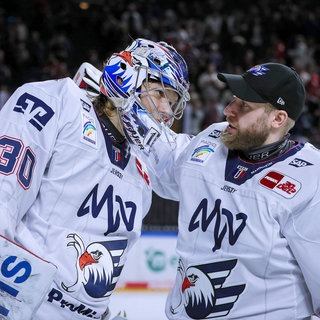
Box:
277, 97, 285, 105
247, 65, 270, 76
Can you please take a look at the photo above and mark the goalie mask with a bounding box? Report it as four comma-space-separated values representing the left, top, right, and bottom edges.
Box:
101, 38, 190, 128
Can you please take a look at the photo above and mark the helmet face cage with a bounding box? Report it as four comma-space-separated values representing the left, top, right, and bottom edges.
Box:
101, 38, 190, 127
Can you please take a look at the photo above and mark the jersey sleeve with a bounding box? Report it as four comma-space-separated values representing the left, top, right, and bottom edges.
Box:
282, 196, 320, 315
119, 98, 193, 200
149, 132, 192, 200
0, 78, 77, 239
149, 123, 222, 200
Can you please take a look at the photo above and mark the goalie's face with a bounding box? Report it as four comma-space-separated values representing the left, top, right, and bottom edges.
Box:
139, 81, 179, 126
102, 38, 190, 128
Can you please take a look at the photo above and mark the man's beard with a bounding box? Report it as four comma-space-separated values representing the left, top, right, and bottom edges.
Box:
221, 117, 269, 151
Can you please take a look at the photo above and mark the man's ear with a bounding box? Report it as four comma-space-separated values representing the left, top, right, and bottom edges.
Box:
272, 110, 288, 129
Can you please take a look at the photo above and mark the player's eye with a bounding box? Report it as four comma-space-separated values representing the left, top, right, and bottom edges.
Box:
155, 89, 166, 98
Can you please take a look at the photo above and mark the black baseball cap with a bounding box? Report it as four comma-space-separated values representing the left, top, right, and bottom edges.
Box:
217, 63, 306, 120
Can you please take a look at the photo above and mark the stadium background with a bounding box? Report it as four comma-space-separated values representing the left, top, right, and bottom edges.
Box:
0, 0, 319, 231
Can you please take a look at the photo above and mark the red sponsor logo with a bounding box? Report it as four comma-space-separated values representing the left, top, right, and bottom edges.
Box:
260, 171, 284, 189
276, 181, 297, 194
136, 158, 150, 185
259, 171, 300, 198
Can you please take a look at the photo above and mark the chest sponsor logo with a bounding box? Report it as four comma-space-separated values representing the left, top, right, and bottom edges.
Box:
190, 140, 216, 164
259, 170, 301, 198
81, 112, 97, 147
289, 158, 313, 168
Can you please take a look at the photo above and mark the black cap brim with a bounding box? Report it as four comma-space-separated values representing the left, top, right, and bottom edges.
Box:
217, 73, 267, 103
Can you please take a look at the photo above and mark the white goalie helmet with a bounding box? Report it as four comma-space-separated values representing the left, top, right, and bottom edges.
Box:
100, 38, 190, 127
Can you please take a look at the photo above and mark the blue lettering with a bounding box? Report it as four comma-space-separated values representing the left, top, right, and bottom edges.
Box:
0, 303, 9, 317
47, 288, 98, 318
77, 184, 137, 235
0, 280, 19, 297
1, 256, 32, 283
47, 288, 63, 302
14, 92, 54, 131
189, 198, 247, 252
0, 280, 18, 316
0, 256, 32, 317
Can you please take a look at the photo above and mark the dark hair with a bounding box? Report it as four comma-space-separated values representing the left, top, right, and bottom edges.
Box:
93, 93, 116, 117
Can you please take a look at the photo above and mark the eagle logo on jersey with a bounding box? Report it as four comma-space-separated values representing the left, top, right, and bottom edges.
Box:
170, 259, 245, 318
61, 233, 127, 298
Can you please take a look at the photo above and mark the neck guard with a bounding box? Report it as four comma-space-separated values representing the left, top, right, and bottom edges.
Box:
240, 134, 294, 162
100, 114, 125, 144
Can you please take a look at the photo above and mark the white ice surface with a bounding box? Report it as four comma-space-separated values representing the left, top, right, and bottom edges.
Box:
109, 290, 168, 320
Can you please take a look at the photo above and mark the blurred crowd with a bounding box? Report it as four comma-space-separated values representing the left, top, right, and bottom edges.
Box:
1, 0, 320, 146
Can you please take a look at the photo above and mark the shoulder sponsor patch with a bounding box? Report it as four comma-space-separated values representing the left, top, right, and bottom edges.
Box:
189, 140, 216, 164
81, 111, 97, 148
80, 98, 91, 112
208, 129, 221, 138
259, 170, 301, 198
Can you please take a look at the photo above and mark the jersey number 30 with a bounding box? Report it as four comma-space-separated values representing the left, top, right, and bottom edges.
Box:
0, 136, 35, 189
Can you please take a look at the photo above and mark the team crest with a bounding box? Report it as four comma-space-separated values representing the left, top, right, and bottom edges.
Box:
247, 65, 270, 76
170, 259, 245, 318
233, 165, 248, 179
62, 234, 127, 298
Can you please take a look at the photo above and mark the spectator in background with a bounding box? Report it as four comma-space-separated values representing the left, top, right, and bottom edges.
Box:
0, 0, 320, 147
197, 62, 225, 102
121, 3, 143, 39
200, 93, 224, 130
0, 49, 11, 108
0, 83, 10, 109
182, 88, 205, 135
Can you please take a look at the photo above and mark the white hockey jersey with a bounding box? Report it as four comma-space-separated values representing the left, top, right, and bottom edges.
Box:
0, 78, 152, 319
149, 122, 320, 320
